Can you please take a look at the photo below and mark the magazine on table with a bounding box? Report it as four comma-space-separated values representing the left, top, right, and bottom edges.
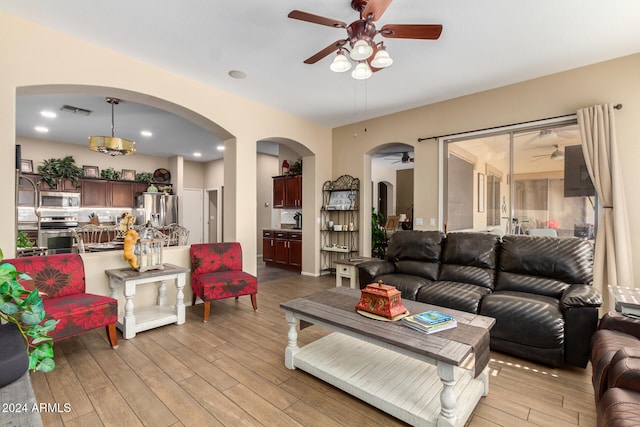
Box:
402, 313, 457, 334
412, 310, 454, 326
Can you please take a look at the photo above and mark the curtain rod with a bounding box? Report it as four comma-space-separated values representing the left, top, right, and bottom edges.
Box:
417, 104, 623, 142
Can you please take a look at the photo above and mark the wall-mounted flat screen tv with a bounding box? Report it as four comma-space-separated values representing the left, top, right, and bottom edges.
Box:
564, 145, 596, 197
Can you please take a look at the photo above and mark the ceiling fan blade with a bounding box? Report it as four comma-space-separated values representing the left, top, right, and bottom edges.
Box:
556, 130, 576, 139
380, 24, 443, 40
361, 0, 393, 22
303, 39, 348, 64
288, 10, 347, 28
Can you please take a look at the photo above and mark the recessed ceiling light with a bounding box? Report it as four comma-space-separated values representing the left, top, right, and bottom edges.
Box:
34, 126, 49, 133
216, 145, 225, 151
193, 152, 202, 157
140, 130, 153, 137
228, 70, 247, 79
40, 110, 57, 118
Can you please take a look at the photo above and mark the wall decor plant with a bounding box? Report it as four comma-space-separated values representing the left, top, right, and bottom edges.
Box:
101, 167, 121, 181
135, 172, 153, 183
0, 249, 58, 372
37, 155, 84, 188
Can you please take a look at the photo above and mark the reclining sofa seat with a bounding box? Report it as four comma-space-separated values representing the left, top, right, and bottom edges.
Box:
358, 230, 602, 368
480, 234, 600, 368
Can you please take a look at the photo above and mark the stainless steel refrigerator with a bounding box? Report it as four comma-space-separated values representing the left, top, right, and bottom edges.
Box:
134, 193, 178, 227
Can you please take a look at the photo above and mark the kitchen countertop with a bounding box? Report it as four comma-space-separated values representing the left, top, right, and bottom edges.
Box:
263, 227, 302, 232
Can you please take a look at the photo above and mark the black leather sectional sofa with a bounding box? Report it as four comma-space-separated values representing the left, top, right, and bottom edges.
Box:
358, 230, 602, 368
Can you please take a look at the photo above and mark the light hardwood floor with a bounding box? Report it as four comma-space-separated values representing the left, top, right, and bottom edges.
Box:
29, 265, 597, 426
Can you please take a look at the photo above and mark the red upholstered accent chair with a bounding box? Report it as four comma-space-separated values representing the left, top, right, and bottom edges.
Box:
190, 242, 258, 322
4, 254, 118, 348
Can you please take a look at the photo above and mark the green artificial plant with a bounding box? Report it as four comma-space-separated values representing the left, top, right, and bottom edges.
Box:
135, 172, 153, 183
372, 208, 387, 259
0, 249, 59, 372
101, 167, 121, 181
17, 231, 34, 248
37, 156, 84, 188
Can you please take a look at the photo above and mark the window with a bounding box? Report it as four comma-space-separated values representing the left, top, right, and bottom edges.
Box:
442, 120, 596, 238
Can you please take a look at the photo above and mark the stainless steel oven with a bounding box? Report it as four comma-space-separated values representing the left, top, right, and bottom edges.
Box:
38, 209, 79, 254
40, 192, 80, 209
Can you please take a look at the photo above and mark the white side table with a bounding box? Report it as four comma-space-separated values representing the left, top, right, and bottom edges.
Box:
334, 257, 375, 289
106, 263, 189, 339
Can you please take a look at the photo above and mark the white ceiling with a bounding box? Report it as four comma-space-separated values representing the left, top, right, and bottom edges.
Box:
3, 0, 640, 164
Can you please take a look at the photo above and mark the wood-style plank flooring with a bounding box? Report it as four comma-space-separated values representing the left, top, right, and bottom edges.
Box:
29, 264, 597, 426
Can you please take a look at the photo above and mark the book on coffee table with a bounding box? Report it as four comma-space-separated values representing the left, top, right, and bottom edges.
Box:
402, 313, 457, 334
412, 310, 453, 326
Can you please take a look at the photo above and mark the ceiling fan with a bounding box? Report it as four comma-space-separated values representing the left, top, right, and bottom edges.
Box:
520, 128, 577, 145
288, 0, 443, 79
384, 151, 414, 164
531, 144, 564, 161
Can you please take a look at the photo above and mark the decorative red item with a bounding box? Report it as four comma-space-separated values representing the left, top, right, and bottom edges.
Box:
355, 280, 407, 319
281, 160, 290, 175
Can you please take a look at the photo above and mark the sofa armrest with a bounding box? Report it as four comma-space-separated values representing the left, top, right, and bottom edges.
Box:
608, 349, 640, 393
599, 311, 640, 341
357, 260, 396, 288
561, 284, 602, 309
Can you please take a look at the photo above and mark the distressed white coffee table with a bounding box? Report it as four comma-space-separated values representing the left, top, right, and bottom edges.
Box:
280, 288, 495, 427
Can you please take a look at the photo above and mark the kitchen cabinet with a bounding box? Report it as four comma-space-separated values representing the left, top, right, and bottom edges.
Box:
40, 178, 78, 192
110, 181, 134, 207
273, 175, 302, 208
263, 229, 301, 272
81, 179, 109, 207
262, 230, 275, 262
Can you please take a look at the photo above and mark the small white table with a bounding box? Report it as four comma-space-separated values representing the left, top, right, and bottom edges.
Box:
334, 257, 375, 288
106, 263, 188, 339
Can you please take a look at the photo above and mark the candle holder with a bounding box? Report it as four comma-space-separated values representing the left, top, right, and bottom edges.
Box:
134, 223, 165, 272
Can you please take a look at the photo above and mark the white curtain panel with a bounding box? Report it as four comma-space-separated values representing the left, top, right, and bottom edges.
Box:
577, 103, 634, 310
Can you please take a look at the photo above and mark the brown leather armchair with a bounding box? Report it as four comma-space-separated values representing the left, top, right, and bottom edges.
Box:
591, 311, 640, 426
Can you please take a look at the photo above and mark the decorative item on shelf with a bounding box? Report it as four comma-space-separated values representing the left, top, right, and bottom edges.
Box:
121, 169, 136, 181
289, 158, 302, 175
101, 167, 121, 181
355, 280, 407, 320
20, 159, 33, 173
88, 97, 136, 156
281, 160, 289, 176
146, 183, 158, 193
83, 165, 99, 178
153, 168, 171, 183
133, 222, 165, 272
135, 172, 153, 183
37, 156, 84, 188
159, 185, 172, 195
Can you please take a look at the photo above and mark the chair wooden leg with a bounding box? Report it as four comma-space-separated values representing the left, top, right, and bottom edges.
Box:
192, 292, 197, 306
203, 301, 211, 323
251, 293, 257, 311
106, 323, 118, 348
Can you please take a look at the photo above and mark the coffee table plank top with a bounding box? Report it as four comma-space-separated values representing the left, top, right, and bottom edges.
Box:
280, 287, 494, 368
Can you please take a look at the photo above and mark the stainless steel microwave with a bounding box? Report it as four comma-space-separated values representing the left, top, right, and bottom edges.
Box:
40, 191, 80, 208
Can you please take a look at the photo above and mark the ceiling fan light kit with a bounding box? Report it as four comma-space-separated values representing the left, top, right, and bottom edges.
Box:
289, 0, 441, 80
88, 97, 136, 156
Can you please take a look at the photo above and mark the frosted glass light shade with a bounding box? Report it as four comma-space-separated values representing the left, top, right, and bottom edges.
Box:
330, 53, 352, 72
351, 62, 372, 80
350, 39, 373, 60
371, 49, 393, 68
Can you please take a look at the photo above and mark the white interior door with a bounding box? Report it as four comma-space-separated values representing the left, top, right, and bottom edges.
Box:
183, 188, 203, 245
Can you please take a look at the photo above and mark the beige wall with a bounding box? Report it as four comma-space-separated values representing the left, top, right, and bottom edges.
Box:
334, 53, 640, 285
1, 12, 332, 277
18, 136, 170, 175
183, 160, 204, 189
256, 153, 278, 254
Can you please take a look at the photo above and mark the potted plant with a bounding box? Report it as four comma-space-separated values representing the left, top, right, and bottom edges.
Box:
0, 249, 58, 372
101, 167, 121, 181
135, 172, 153, 183
372, 208, 387, 259
37, 155, 84, 189
17, 231, 34, 249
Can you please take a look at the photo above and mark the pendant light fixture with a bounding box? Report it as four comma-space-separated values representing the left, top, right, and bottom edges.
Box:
88, 97, 136, 156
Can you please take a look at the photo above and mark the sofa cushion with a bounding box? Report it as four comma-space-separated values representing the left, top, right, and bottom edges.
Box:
416, 281, 492, 314
598, 387, 640, 427
6, 254, 86, 298
375, 273, 433, 301
386, 230, 444, 263
394, 260, 439, 282
439, 232, 498, 290
591, 329, 640, 401
480, 291, 564, 349
498, 235, 593, 294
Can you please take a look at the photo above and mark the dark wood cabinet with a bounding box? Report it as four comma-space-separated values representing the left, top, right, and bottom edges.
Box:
262, 230, 275, 262
273, 175, 302, 208
263, 229, 301, 272
40, 178, 77, 192
81, 179, 109, 207
110, 181, 134, 207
